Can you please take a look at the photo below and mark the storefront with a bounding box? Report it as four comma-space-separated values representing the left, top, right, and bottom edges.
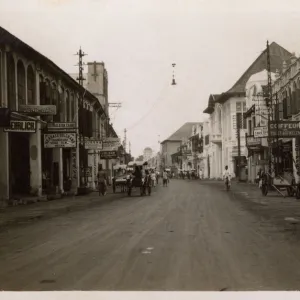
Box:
4, 120, 37, 196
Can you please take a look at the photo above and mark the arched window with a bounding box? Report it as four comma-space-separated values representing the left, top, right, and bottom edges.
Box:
59, 87, 65, 122
27, 65, 35, 104
52, 84, 60, 122
17, 60, 26, 106
7, 53, 16, 110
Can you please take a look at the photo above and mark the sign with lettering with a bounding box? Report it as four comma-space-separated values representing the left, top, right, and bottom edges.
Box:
19, 105, 57, 116
246, 136, 261, 150
254, 126, 268, 138
44, 133, 77, 148
270, 121, 300, 138
47, 122, 76, 132
100, 150, 118, 159
4, 120, 36, 133
85, 139, 102, 150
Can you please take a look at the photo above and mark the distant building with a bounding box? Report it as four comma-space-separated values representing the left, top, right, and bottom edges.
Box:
143, 147, 153, 162
160, 122, 201, 172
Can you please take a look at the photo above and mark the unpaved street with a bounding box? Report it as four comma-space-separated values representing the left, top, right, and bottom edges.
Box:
1, 180, 300, 291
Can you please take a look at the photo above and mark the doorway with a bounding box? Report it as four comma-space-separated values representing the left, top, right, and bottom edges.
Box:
10, 133, 30, 195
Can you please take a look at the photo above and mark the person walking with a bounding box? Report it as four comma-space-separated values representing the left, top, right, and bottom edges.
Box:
97, 165, 107, 196
151, 170, 156, 187
163, 169, 168, 187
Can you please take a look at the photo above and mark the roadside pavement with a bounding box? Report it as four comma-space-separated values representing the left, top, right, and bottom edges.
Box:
200, 180, 300, 232
0, 187, 124, 228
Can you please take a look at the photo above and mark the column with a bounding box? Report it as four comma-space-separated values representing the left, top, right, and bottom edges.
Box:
30, 70, 42, 196
87, 149, 95, 189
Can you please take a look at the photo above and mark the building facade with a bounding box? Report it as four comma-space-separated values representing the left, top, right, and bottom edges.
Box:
0, 26, 118, 205
203, 42, 292, 180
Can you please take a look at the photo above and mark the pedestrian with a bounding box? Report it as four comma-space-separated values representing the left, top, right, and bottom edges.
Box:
199, 169, 203, 180
151, 170, 156, 187
97, 165, 107, 196
163, 169, 168, 187
222, 165, 231, 188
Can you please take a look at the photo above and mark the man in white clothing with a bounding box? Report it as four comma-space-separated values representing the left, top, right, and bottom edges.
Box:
222, 165, 231, 186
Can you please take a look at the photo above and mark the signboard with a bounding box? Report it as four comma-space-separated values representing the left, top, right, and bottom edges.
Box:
85, 139, 102, 150
19, 105, 57, 116
100, 150, 118, 159
4, 120, 36, 133
270, 121, 300, 138
47, 122, 76, 132
246, 136, 261, 150
102, 138, 121, 151
254, 126, 268, 138
44, 133, 77, 148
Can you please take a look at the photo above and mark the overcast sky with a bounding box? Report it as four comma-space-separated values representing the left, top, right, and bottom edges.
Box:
1, 0, 300, 156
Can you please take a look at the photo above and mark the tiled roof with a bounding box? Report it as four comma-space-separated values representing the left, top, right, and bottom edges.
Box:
161, 122, 201, 143
227, 42, 292, 94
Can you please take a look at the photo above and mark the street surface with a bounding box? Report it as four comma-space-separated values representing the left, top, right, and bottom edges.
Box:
2, 180, 300, 291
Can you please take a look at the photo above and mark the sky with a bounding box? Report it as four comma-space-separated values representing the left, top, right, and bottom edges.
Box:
1, 0, 300, 157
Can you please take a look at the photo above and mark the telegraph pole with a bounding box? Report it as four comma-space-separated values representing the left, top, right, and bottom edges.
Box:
75, 47, 87, 187
266, 40, 274, 176
236, 112, 241, 181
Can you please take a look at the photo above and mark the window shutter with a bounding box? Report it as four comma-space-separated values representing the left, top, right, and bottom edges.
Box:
296, 89, 300, 113
278, 102, 283, 120
283, 98, 288, 119
40, 82, 46, 105
292, 91, 297, 114
45, 85, 51, 104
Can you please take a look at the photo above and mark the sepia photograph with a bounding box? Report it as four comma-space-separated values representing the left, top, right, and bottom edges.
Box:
1, 0, 300, 293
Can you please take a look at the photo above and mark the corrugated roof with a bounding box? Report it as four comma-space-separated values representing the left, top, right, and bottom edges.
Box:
161, 122, 202, 143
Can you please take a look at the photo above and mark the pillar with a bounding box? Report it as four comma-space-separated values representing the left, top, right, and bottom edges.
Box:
29, 70, 42, 196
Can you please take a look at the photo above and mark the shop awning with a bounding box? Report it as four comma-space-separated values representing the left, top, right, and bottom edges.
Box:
11, 112, 48, 124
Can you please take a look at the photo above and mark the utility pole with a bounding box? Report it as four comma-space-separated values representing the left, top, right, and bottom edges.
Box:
75, 47, 87, 187
266, 40, 274, 176
123, 128, 127, 152
236, 112, 241, 181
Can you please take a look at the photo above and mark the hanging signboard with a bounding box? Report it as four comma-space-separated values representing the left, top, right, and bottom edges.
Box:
246, 136, 261, 150
269, 121, 300, 138
102, 138, 121, 151
85, 139, 102, 150
47, 122, 76, 132
44, 133, 77, 148
254, 126, 268, 138
100, 150, 118, 159
4, 120, 36, 133
19, 105, 57, 116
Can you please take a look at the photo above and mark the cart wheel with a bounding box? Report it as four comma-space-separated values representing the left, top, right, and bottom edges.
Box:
261, 183, 268, 196
148, 186, 151, 196
296, 186, 300, 199
287, 187, 294, 197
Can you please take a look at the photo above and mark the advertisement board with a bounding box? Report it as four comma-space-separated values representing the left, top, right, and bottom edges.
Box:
100, 150, 118, 159
44, 133, 77, 148
269, 121, 300, 138
4, 120, 36, 133
246, 136, 261, 150
19, 105, 57, 116
85, 139, 102, 150
47, 122, 76, 132
254, 126, 268, 138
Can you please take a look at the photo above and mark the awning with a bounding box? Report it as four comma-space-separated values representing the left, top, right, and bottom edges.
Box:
11, 112, 48, 124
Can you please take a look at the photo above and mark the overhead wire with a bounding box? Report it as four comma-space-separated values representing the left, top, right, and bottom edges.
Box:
126, 81, 170, 131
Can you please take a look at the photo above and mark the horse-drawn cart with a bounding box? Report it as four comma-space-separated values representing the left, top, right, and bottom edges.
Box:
112, 164, 128, 193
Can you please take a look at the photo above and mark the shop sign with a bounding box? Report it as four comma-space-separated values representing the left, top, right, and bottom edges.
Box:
4, 120, 36, 133
246, 136, 261, 150
85, 139, 102, 150
102, 138, 121, 151
81, 166, 92, 177
47, 122, 76, 132
269, 121, 300, 138
254, 126, 268, 138
44, 133, 77, 148
19, 105, 57, 116
100, 150, 118, 159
